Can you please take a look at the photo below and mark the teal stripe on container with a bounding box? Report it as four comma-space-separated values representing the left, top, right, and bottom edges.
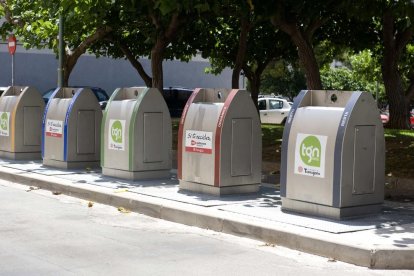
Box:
100, 88, 120, 167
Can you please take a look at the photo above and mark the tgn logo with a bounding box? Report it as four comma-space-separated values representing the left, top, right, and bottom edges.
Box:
111, 120, 123, 143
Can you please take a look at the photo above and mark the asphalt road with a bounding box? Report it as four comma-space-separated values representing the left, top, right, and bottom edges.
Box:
0, 180, 411, 276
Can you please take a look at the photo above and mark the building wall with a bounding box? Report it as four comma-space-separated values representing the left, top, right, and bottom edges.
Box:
0, 43, 234, 94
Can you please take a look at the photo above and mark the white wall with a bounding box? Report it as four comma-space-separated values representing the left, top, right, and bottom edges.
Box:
0, 43, 234, 94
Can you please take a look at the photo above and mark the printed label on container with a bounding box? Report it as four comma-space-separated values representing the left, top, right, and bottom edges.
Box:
108, 119, 126, 151
45, 119, 63, 138
185, 130, 213, 154
294, 133, 327, 178
0, 112, 10, 136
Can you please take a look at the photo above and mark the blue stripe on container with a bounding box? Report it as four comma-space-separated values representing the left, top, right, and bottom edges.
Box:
280, 90, 307, 197
332, 92, 361, 207
63, 88, 82, 161
41, 88, 61, 159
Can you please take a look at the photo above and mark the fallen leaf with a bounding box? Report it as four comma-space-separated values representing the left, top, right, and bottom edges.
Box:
52, 191, 62, 195
26, 186, 40, 192
114, 188, 129, 193
117, 207, 131, 213
88, 201, 94, 208
260, 243, 276, 247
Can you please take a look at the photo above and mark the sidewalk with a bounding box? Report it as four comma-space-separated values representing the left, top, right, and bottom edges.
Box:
0, 159, 413, 269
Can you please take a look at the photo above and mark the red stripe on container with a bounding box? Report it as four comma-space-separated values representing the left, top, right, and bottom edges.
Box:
177, 88, 201, 179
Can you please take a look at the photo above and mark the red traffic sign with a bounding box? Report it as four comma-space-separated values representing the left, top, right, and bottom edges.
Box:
8, 35, 17, 55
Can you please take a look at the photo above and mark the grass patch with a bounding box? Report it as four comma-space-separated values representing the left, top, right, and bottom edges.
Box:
384, 128, 414, 178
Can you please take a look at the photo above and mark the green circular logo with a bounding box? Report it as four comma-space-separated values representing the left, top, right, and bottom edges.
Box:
111, 120, 122, 143
0, 113, 8, 131
300, 135, 321, 167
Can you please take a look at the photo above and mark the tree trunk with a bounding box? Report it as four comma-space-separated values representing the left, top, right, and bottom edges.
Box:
382, 65, 410, 129
151, 41, 165, 92
289, 29, 322, 90
249, 74, 261, 111
232, 17, 251, 88
149, 13, 184, 92
117, 41, 152, 87
271, 12, 323, 90
382, 12, 411, 129
63, 54, 77, 86
61, 26, 112, 87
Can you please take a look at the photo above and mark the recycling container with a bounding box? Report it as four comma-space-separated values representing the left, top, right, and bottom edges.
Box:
0, 86, 44, 159
101, 87, 172, 180
178, 88, 261, 195
42, 87, 102, 169
281, 90, 385, 219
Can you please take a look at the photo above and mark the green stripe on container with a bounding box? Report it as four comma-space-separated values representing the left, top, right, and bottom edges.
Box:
100, 88, 120, 167
128, 88, 149, 171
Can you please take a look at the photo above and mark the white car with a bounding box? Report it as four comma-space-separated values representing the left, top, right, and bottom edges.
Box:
258, 97, 291, 124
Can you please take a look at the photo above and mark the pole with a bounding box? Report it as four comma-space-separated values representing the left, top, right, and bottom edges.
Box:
11, 54, 14, 86
58, 13, 64, 87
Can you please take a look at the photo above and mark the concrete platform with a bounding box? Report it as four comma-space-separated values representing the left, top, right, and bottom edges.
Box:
0, 159, 413, 269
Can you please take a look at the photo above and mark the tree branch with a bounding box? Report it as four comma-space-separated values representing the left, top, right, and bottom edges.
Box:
305, 17, 329, 40
0, 0, 24, 27
232, 16, 252, 88
63, 25, 112, 83
165, 13, 185, 41
68, 25, 112, 61
396, 27, 414, 58
405, 72, 414, 101
116, 39, 152, 87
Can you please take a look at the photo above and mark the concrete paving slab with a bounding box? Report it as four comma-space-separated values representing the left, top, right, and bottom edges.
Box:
56, 172, 177, 188
56, 171, 276, 207
218, 200, 414, 234
2, 161, 88, 175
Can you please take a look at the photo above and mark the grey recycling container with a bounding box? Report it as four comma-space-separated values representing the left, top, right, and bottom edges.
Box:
0, 86, 44, 159
178, 88, 261, 195
42, 87, 102, 169
101, 87, 172, 180
281, 90, 385, 219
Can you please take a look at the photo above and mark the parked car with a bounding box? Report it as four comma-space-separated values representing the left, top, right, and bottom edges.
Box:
43, 86, 109, 110
258, 97, 291, 124
379, 110, 414, 128
162, 87, 193, 117
411, 111, 414, 128
380, 111, 389, 124
0, 87, 8, 97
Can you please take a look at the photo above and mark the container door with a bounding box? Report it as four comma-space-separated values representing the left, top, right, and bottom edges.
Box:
231, 118, 252, 176
23, 106, 41, 146
77, 110, 95, 154
143, 112, 163, 163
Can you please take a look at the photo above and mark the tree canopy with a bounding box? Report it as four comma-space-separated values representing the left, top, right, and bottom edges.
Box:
1, 0, 414, 128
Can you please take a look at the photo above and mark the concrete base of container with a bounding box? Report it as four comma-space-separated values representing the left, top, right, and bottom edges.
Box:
102, 167, 171, 180
43, 159, 100, 170
0, 151, 41, 160
179, 180, 260, 196
281, 197, 383, 220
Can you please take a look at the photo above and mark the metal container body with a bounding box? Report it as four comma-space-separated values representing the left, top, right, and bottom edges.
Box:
281, 90, 385, 219
42, 87, 102, 169
0, 86, 44, 159
101, 87, 172, 180
178, 88, 262, 195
